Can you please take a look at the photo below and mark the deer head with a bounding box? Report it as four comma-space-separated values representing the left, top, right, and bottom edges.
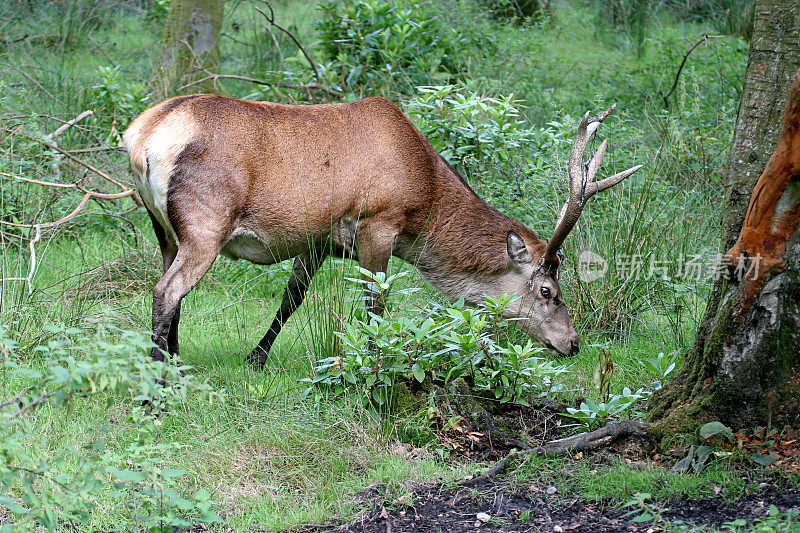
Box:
506, 105, 642, 355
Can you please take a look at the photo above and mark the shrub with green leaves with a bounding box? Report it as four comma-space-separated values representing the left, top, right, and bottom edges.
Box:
0, 324, 224, 531
405, 85, 535, 167
301, 268, 568, 407
316, 0, 457, 92
561, 387, 648, 431
90, 65, 151, 145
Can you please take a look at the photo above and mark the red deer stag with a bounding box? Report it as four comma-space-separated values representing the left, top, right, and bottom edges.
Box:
123, 95, 640, 366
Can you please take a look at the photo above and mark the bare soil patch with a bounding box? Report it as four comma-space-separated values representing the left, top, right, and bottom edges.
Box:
322, 481, 800, 532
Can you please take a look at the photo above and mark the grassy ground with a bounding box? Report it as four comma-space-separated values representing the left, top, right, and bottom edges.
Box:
2, 0, 793, 531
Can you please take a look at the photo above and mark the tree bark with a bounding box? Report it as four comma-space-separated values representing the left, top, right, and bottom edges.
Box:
154, 0, 225, 99
719, 0, 800, 252
647, 68, 800, 437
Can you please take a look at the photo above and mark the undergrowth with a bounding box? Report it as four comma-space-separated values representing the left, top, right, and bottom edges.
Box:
0, 0, 758, 529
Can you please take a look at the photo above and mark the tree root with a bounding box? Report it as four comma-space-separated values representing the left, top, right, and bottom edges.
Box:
464, 420, 648, 485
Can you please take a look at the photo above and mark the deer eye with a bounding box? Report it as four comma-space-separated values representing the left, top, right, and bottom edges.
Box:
540, 286, 551, 298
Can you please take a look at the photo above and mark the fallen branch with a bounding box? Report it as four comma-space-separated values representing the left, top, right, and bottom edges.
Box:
0, 171, 136, 230
22, 131, 137, 196
49, 110, 93, 140
0, 225, 40, 294
180, 73, 342, 98
659, 34, 708, 109
464, 420, 648, 485
42, 110, 94, 180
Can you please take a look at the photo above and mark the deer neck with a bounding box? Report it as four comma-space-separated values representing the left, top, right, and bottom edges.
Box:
403, 157, 544, 305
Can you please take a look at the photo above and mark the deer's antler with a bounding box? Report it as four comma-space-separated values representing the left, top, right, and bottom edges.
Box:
543, 105, 643, 269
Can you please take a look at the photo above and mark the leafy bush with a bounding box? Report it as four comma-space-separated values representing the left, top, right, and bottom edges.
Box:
405, 85, 535, 167
90, 65, 151, 145
640, 351, 679, 390
0, 324, 224, 531
315, 0, 458, 92
561, 387, 648, 431
301, 268, 568, 407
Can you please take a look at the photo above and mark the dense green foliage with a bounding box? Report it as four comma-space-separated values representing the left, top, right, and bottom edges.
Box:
0, 0, 768, 530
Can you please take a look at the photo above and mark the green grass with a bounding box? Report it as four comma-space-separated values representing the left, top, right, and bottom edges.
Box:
0, 0, 765, 529
577, 461, 748, 503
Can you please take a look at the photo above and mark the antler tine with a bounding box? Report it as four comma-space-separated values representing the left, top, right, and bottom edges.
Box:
588, 164, 644, 196
567, 112, 591, 197
586, 138, 608, 185
542, 105, 641, 269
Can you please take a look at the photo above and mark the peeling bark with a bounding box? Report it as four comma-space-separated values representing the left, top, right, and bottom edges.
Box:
720, 0, 800, 251
648, 66, 800, 438
154, 0, 225, 99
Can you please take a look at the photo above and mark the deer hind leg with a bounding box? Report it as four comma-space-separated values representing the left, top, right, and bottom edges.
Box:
247, 250, 326, 368
147, 208, 181, 357
150, 239, 220, 362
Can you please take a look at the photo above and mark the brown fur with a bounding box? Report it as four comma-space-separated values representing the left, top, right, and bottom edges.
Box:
127, 94, 544, 271
123, 94, 577, 364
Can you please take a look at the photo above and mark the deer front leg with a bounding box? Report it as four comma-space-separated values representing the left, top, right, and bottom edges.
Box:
356, 220, 397, 317
247, 251, 326, 368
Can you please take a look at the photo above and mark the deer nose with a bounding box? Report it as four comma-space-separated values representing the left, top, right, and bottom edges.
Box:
570, 339, 580, 354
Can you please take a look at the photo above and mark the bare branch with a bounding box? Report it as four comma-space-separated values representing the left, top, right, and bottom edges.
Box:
255, 1, 328, 96
463, 420, 648, 485
39, 110, 95, 181
0, 385, 36, 410
265, 24, 287, 73
0, 225, 41, 294
1, 172, 75, 189
22, 131, 135, 192
659, 33, 709, 109
180, 73, 342, 98
49, 110, 93, 140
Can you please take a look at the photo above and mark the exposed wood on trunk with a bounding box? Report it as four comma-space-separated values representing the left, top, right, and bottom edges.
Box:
725, 68, 800, 307
648, 58, 800, 437
719, 0, 800, 251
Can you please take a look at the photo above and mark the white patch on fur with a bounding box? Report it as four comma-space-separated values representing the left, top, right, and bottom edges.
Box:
125, 111, 196, 246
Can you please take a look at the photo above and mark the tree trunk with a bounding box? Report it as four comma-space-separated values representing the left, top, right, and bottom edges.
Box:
154, 0, 225, 99
720, 0, 800, 252
647, 0, 800, 438
647, 69, 800, 437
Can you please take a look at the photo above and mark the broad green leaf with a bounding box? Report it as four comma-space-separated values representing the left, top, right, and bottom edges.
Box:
699, 421, 734, 442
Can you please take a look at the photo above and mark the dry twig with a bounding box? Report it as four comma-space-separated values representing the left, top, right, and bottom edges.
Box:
659, 34, 709, 109
463, 420, 648, 485
255, 2, 321, 85
0, 225, 41, 294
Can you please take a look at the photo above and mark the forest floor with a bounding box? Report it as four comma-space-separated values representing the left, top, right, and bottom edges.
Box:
323, 479, 800, 532
312, 409, 800, 532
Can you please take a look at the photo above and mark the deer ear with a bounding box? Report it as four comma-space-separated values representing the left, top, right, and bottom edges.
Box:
507, 231, 531, 264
